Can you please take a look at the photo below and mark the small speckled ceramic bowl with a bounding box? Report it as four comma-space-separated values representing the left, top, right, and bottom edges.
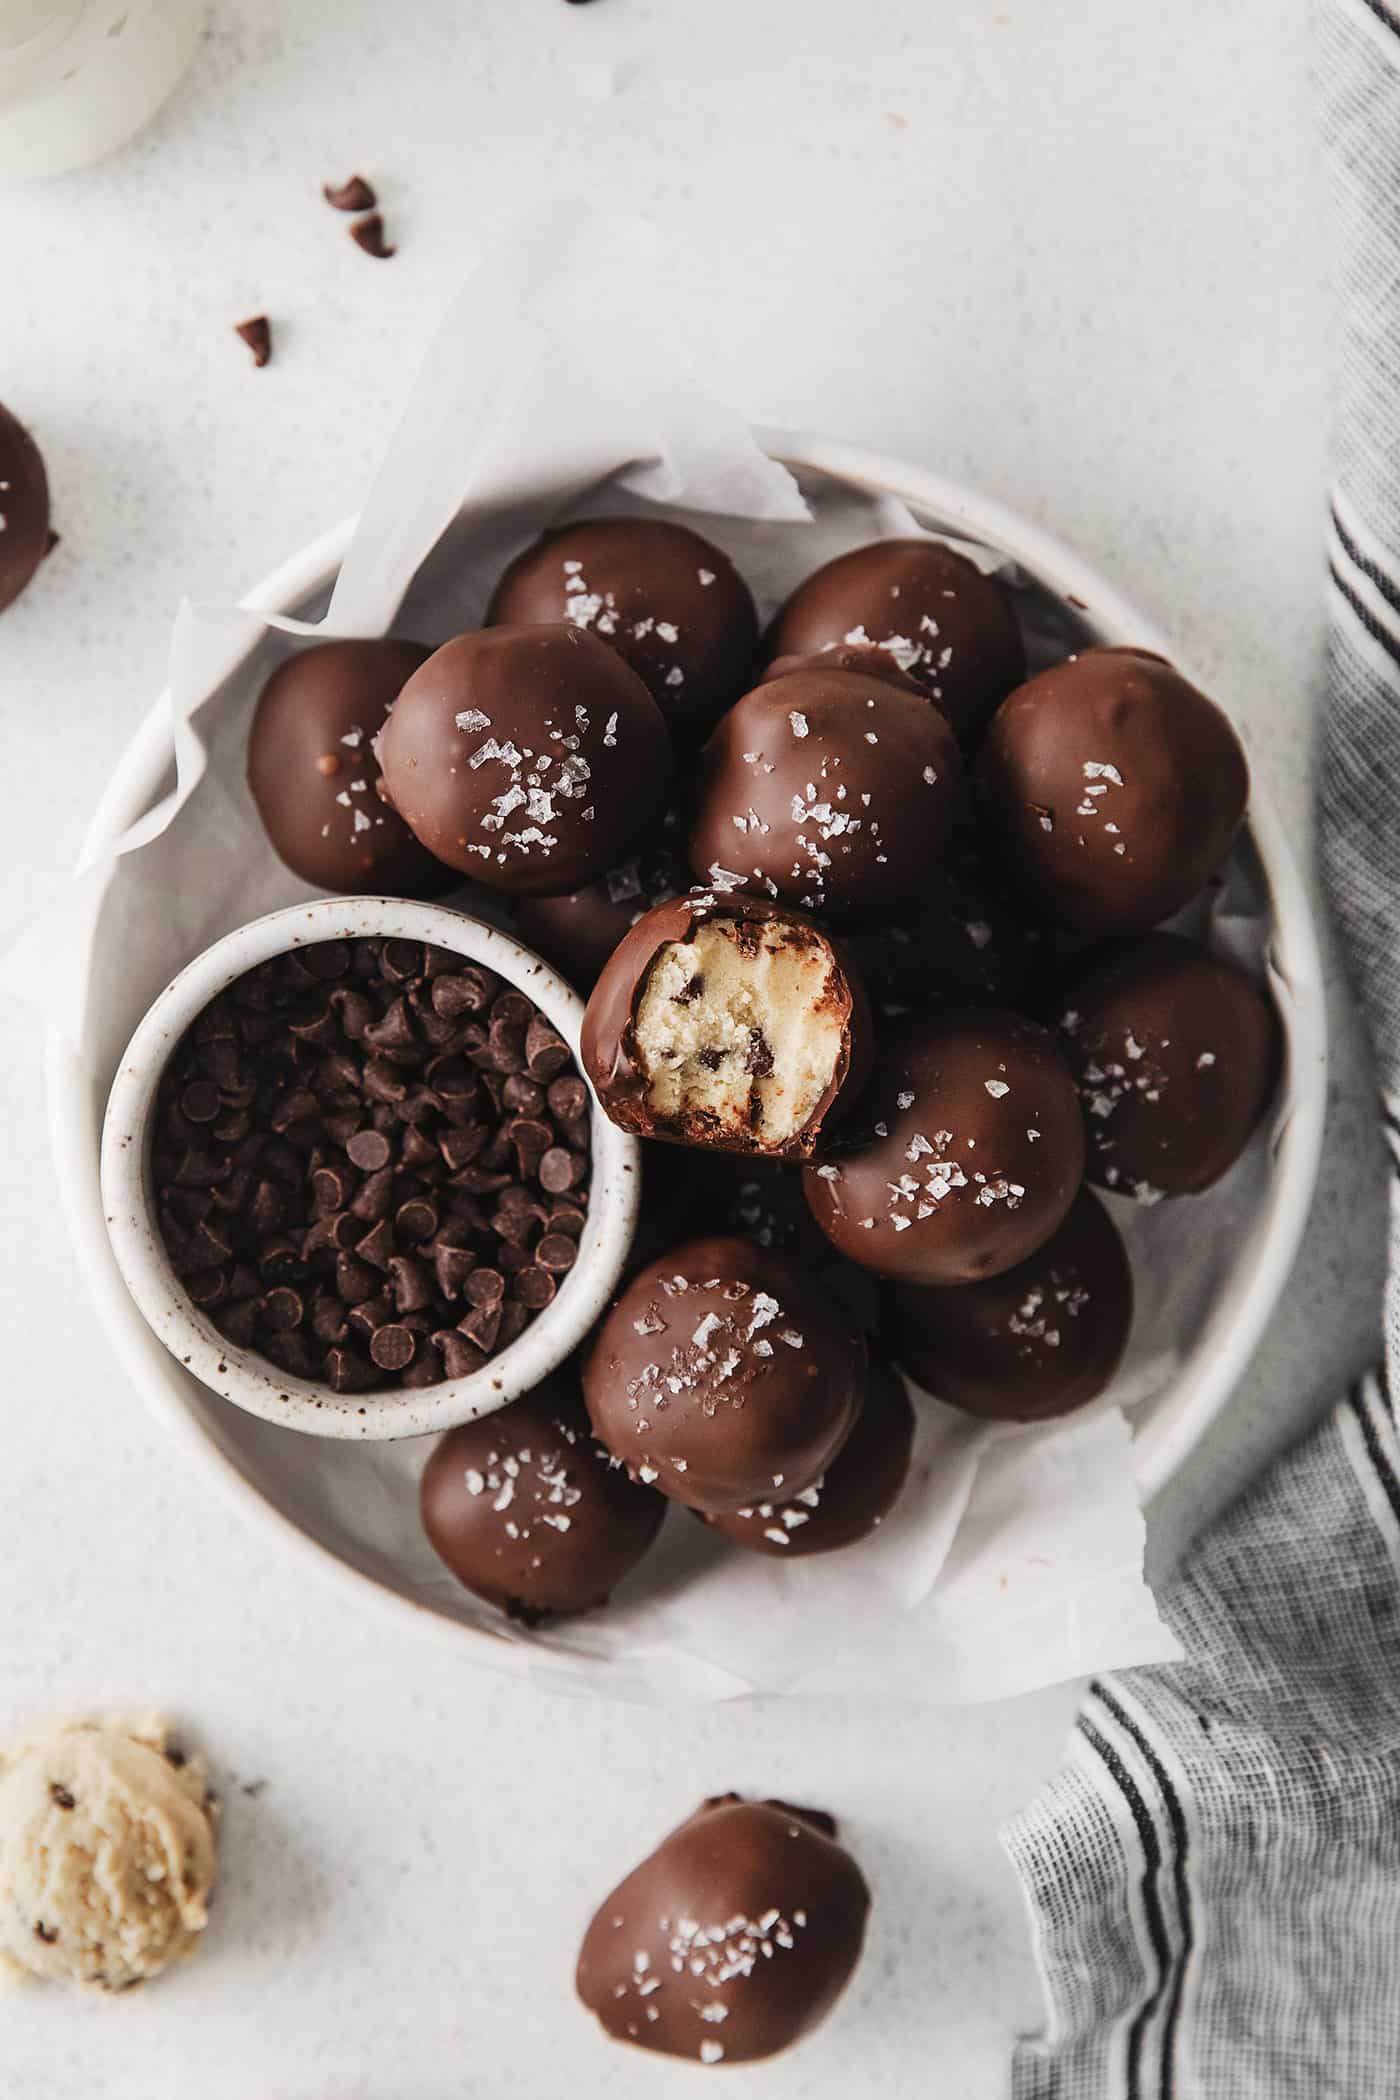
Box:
99, 897, 640, 1441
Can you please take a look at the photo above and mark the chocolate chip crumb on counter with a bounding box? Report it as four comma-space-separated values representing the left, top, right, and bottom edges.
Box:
151, 936, 593, 1393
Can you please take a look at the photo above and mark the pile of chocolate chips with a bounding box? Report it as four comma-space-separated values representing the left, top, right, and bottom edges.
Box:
152, 938, 591, 1393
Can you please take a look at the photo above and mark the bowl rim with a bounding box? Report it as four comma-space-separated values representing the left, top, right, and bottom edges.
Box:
45, 426, 1329, 1665
99, 895, 641, 1441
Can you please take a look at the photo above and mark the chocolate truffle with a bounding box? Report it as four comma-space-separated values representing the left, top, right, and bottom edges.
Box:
246, 638, 450, 895
849, 846, 1047, 1015
582, 893, 869, 1160
576, 1795, 870, 2066
376, 625, 673, 893
487, 518, 758, 752
420, 1373, 665, 1622
0, 401, 51, 615
582, 1235, 865, 1512
884, 1189, 1132, 1421
513, 809, 686, 993
1051, 931, 1280, 1201
688, 664, 962, 927
976, 648, 1250, 933
767, 538, 1025, 746
804, 1011, 1084, 1285
701, 1351, 914, 1554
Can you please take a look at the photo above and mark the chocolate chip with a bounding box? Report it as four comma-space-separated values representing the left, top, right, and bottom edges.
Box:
323, 173, 377, 212
50, 1784, 75, 1811
350, 211, 395, 258
350, 1167, 396, 1222
180, 1081, 222, 1124
536, 1233, 578, 1273
234, 315, 271, 367
745, 1028, 775, 1078
525, 1014, 571, 1080
546, 1076, 589, 1124
436, 1331, 484, 1379
326, 1345, 376, 1393
370, 1323, 415, 1371
260, 1287, 304, 1333
216, 1299, 258, 1348
459, 1301, 502, 1352
512, 1265, 557, 1309
355, 1217, 396, 1271
387, 1254, 433, 1313
539, 1146, 585, 1193
34, 1922, 57, 1944
345, 1128, 392, 1172
311, 1164, 354, 1213
465, 1266, 504, 1308
395, 1197, 438, 1245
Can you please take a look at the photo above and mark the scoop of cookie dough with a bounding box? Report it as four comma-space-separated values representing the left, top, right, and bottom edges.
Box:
0, 1712, 218, 1994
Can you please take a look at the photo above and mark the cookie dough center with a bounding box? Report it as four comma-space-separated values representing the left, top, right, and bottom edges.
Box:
634, 920, 845, 1145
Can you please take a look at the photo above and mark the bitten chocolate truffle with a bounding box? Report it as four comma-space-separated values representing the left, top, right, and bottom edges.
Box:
581, 893, 869, 1160
513, 809, 686, 993
767, 537, 1025, 746
884, 1189, 1132, 1421
420, 1373, 666, 1622
688, 664, 962, 927
0, 401, 51, 615
487, 518, 758, 752
582, 1235, 865, 1512
246, 638, 449, 895
1051, 931, 1280, 1201
804, 1011, 1084, 1285
576, 1796, 870, 2066
849, 847, 1047, 1016
976, 648, 1250, 933
375, 625, 673, 893
701, 1351, 914, 1555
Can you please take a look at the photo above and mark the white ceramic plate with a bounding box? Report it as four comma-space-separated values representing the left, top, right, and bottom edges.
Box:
44, 430, 1328, 1668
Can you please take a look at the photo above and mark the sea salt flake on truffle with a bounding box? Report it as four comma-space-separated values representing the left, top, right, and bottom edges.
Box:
985, 1079, 1010, 1098
789, 712, 810, 738
1197, 1051, 1217, 1068
656, 622, 679, 644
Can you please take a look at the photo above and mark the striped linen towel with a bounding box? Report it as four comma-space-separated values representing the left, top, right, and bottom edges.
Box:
1002, 3, 1400, 2092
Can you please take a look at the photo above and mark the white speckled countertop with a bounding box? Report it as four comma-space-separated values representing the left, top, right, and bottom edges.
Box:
0, 3, 1387, 2094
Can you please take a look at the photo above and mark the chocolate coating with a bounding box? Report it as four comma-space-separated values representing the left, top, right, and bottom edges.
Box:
688, 665, 962, 927
487, 518, 758, 752
760, 641, 924, 695
804, 1011, 1085, 1285
583, 1235, 866, 1512
420, 1372, 665, 1622
246, 638, 451, 895
581, 892, 870, 1160
849, 847, 1047, 1015
0, 402, 51, 615
767, 538, 1025, 746
976, 648, 1250, 933
576, 1795, 870, 2066
884, 1190, 1132, 1421
376, 625, 673, 893
513, 808, 686, 993
701, 1351, 914, 1554
1050, 931, 1280, 1200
